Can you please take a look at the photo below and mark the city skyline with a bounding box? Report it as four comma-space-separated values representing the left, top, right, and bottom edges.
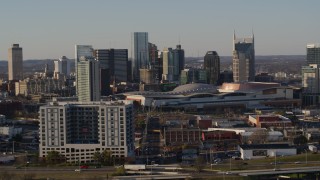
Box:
0, 0, 319, 60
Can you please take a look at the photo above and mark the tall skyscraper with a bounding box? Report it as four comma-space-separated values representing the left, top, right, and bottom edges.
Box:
39, 100, 134, 163
94, 49, 128, 95
54, 56, 70, 79
162, 48, 173, 81
77, 56, 100, 102
175, 44, 185, 73
204, 51, 220, 85
75, 45, 93, 94
232, 32, 255, 82
307, 44, 320, 65
172, 45, 185, 81
149, 43, 162, 83
133, 32, 149, 81
8, 44, 23, 81
162, 45, 184, 82
301, 64, 320, 105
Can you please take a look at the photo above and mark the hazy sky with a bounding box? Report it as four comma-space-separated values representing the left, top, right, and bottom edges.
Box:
0, 0, 319, 60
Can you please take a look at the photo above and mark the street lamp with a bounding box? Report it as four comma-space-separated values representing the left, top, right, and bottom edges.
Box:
274, 151, 277, 170
305, 149, 308, 164
151, 161, 155, 175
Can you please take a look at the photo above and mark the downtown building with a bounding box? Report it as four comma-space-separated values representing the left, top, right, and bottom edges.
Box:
94, 49, 128, 95
77, 56, 100, 102
232, 32, 255, 82
39, 100, 134, 163
75, 45, 94, 95
307, 44, 320, 65
302, 44, 320, 106
133, 32, 149, 82
162, 45, 185, 83
54, 56, 71, 79
204, 51, 220, 85
8, 44, 23, 81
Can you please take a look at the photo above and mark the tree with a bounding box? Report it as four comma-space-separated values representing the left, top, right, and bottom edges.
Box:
248, 129, 268, 144
46, 151, 65, 164
293, 135, 308, 145
93, 151, 102, 164
101, 150, 113, 166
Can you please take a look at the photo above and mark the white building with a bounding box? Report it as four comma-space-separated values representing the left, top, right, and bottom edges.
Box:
239, 144, 296, 160
54, 56, 70, 79
39, 100, 134, 163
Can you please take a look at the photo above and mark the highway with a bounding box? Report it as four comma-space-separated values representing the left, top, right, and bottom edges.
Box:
112, 174, 191, 180
217, 166, 320, 176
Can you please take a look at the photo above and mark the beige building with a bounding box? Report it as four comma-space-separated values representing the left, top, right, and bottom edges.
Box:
8, 44, 23, 81
39, 100, 135, 163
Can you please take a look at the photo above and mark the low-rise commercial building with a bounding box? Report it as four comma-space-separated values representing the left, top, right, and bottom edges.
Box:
248, 114, 292, 128
164, 127, 201, 146
239, 144, 296, 160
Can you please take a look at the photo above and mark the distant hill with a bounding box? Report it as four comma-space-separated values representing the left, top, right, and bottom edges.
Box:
0, 55, 305, 79
185, 55, 306, 75
0, 59, 75, 74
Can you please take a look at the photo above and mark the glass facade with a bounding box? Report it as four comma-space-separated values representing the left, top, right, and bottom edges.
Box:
232, 33, 255, 82
133, 32, 149, 81
307, 44, 320, 65
204, 51, 220, 85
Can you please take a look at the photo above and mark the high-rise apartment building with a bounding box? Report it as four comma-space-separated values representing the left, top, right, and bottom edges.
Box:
133, 32, 149, 81
77, 56, 100, 102
39, 100, 135, 163
232, 32, 255, 82
54, 56, 70, 79
204, 51, 220, 85
8, 44, 23, 81
307, 44, 320, 65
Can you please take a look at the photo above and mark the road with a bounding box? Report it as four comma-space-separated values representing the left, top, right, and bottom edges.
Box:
0, 165, 115, 173
217, 166, 320, 176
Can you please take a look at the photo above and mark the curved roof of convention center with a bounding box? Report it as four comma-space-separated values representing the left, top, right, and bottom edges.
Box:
172, 83, 218, 94
219, 82, 280, 92
122, 83, 218, 97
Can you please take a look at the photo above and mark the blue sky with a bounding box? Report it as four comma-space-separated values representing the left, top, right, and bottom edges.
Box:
0, 0, 319, 60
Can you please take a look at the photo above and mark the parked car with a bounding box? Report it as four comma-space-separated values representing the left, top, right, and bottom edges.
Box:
80, 165, 89, 169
